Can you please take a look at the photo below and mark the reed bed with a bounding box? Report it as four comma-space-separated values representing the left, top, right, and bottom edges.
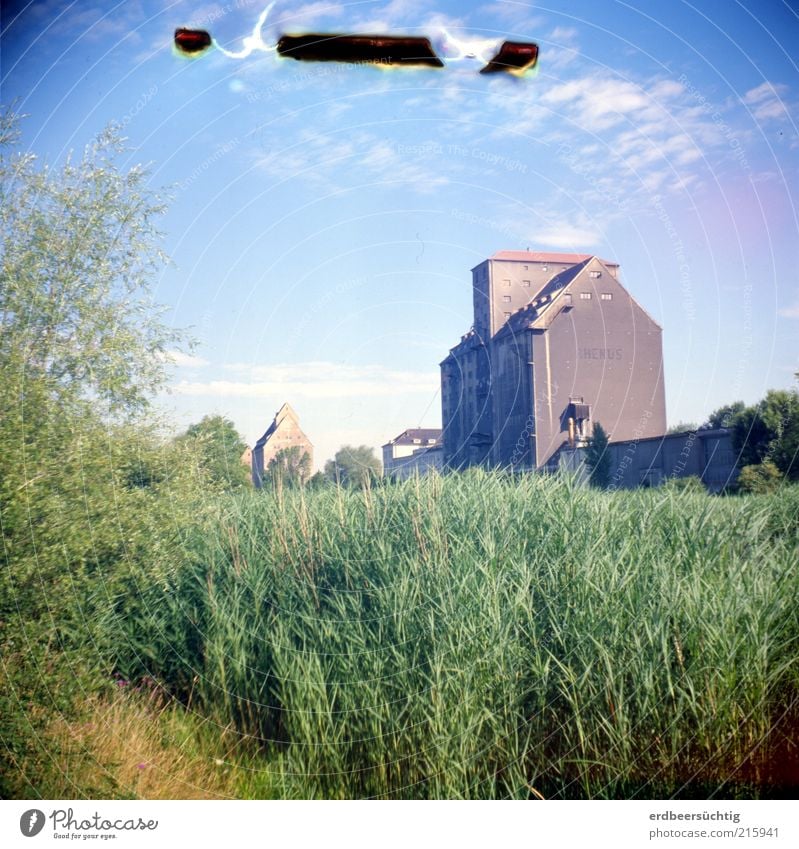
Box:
100, 471, 799, 798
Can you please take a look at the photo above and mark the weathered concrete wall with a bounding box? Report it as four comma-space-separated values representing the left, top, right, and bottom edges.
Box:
557, 429, 739, 492
532, 259, 666, 467
441, 334, 492, 468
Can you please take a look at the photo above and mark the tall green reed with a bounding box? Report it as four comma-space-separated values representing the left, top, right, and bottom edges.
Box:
100, 472, 799, 798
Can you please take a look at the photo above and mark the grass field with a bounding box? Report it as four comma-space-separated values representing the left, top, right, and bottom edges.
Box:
83, 470, 799, 799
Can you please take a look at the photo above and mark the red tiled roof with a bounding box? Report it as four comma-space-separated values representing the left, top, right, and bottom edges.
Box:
490, 250, 618, 266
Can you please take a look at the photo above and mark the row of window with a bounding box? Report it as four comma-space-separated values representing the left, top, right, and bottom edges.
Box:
500, 291, 612, 314
500, 270, 603, 287
573, 292, 613, 301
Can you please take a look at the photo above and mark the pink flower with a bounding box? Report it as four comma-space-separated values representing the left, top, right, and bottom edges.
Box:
136, 763, 147, 769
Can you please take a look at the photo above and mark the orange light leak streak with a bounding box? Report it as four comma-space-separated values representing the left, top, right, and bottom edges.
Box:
176, 3, 538, 76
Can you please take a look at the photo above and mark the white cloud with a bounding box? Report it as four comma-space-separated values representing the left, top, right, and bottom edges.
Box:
493, 203, 603, 249
743, 81, 790, 123
528, 222, 601, 249
273, 1, 346, 28
548, 26, 579, 41
477, 1, 544, 32
174, 360, 438, 398
542, 77, 654, 130
158, 350, 211, 367
753, 99, 789, 122
540, 25, 580, 69
743, 81, 786, 104
255, 128, 450, 193
499, 68, 762, 214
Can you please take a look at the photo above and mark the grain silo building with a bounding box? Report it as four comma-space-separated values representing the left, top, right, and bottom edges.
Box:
440, 251, 667, 470
251, 402, 314, 487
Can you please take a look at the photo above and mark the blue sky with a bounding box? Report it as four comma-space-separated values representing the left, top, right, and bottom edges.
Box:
3, 0, 798, 468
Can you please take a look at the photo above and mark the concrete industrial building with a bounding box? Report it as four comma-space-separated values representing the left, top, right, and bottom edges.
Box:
251, 402, 313, 487
382, 428, 443, 480
441, 251, 667, 470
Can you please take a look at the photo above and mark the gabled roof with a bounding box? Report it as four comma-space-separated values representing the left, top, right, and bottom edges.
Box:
384, 428, 442, 447
530, 255, 662, 330
493, 255, 657, 338
488, 250, 619, 266
254, 421, 278, 450
534, 257, 592, 301
254, 402, 310, 450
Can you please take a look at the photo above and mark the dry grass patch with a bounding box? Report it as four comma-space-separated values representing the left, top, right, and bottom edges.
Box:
43, 689, 243, 799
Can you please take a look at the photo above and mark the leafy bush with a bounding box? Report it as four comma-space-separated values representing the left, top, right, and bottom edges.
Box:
737, 460, 783, 494
0, 110, 199, 796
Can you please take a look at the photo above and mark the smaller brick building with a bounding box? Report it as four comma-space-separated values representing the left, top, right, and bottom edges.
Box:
251, 402, 313, 488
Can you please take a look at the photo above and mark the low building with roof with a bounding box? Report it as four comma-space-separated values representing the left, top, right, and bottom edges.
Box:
382, 428, 443, 480
551, 428, 739, 492
441, 250, 667, 470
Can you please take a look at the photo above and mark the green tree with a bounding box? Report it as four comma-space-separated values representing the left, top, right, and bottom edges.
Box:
0, 114, 182, 418
0, 110, 198, 795
306, 470, 329, 490
701, 401, 746, 430
731, 404, 773, 467
324, 445, 382, 488
1, 109, 186, 588
584, 422, 611, 489
730, 390, 799, 479
178, 415, 249, 490
667, 421, 698, 435
265, 445, 311, 489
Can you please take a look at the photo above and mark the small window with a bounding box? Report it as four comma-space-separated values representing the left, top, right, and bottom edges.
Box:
563, 293, 572, 305
589, 270, 602, 278
523, 265, 529, 270
504, 312, 511, 319
503, 279, 511, 287
522, 279, 531, 287
542, 265, 548, 272
600, 293, 612, 301
413, 438, 421, 444
579, 292, 592, 300
502, 295, 511, 303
